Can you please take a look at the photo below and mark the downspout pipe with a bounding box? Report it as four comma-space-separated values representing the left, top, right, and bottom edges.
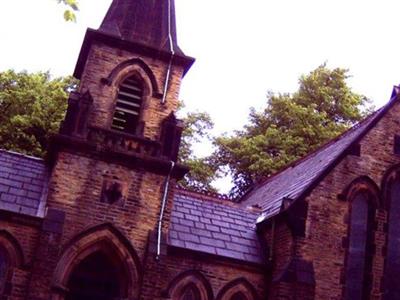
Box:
156, 161, 175, 261
161, 0, 175, 104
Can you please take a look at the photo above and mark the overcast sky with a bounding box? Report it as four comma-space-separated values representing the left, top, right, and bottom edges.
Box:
1, 0, 400, 190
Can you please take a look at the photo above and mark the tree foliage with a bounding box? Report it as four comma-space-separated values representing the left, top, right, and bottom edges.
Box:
57, 0, 79, 22
213, 64, 370, 198
178, 111, 218, 192
0, 70, 77, 157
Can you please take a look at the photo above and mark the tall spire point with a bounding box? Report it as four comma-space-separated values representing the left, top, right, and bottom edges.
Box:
99, 0, 183, 55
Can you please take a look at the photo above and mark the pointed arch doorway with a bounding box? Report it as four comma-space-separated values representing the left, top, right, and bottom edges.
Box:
51, 224, 141, 300
65, 250, 125, 300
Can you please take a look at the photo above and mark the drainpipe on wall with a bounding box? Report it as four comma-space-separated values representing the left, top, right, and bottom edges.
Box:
156, 161, 175, 261
161, 0, 175, 104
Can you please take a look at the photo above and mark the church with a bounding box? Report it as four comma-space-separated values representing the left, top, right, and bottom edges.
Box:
0, 0, 400, 299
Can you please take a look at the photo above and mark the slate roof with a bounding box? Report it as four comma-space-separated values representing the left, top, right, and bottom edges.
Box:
99, 0, 185, 56
242, 87, 400, 224
0, 150, 48, 217
169, 189, 264, 264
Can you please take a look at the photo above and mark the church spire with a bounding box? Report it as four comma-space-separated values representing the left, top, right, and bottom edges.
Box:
99, 0, 183, 55
73, 0, 193, 79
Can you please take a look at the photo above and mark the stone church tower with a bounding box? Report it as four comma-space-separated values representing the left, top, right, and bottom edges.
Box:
2, 0, 400, 299
29, 0, 196, 299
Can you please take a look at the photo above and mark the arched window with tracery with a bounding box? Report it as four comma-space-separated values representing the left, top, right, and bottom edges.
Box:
216, 278, 258, 300
230, 291, 248, 300
180, 283, 201, 300
0, 245, 9, 295
111, 75, 144, 134
383, 174, 400, 299
167, 271, 213, 300
344, 190, 376, 300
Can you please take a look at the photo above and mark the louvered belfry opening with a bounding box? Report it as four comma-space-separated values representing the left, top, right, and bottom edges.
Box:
111, 76, 143, 134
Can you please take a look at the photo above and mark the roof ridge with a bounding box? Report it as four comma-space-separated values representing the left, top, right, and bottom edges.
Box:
240, 111, 379, 202
175, 185, 231, 201
0, 149, 44, 162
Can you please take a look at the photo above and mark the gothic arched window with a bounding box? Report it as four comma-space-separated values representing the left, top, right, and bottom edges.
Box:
180, 283, 201, 300
383, 176, 400, 299
231, 291, 247, 300
0, 245, 9, 295
344, 191, 375, 300
111, 75, 143, 134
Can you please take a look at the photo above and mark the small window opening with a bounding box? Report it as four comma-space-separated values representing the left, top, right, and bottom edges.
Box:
111, 76, 143, 134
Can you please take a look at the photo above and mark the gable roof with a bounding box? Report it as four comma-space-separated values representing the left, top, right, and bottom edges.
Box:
242, 86, 400, 224
0, 150, 48, 217
169, 189, 264, 264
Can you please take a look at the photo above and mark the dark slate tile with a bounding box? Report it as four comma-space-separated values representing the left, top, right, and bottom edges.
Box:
244, 253, 263, 263
9, 188, 28, 197
169, 238, 186, 248
205, 224, 219, 232
16, 197, 39, 207
169, 231, 178, 239
194, 222, 205, 229
203, 212, 221, 220
213, 210, 228, 217
171, 224, 190, 233
0, 202, 20, 213
172, 211, 184, 219
226, 242, 252, 254
229, 223, 248, 232
185, 214, 199, 222
200, 217, 212, 224
0, 178, 22, 188
199, 236, 225, 248
211, 232, 231, 242
20, 206, 37, 216
220, 227, 242, 237
178, 232, 200, 244
215, 248, 245, 260
191, 228, 212, 238
176, 206, 190, 214
179, 219, 194, 227
22, 183, 42, 193
0, 184, 9, 193
185, 241, 216, 255
0, 193, 17, 203
190, 209, 202, 217
9, 174, 32, 183
211, 219, 230, 228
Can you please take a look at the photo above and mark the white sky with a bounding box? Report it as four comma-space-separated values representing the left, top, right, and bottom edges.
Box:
1, 0, 400, 190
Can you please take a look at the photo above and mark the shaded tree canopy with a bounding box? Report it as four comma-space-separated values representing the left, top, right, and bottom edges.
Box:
178, 110, 219, 193
0, 70, 77, 157
213, 64, 371, 198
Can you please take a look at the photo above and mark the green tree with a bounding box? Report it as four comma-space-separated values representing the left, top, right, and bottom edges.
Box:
178, 111, 218, 193
0, 70, 77, 157
213, 64, 370, 198
57, 0, 79, 22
